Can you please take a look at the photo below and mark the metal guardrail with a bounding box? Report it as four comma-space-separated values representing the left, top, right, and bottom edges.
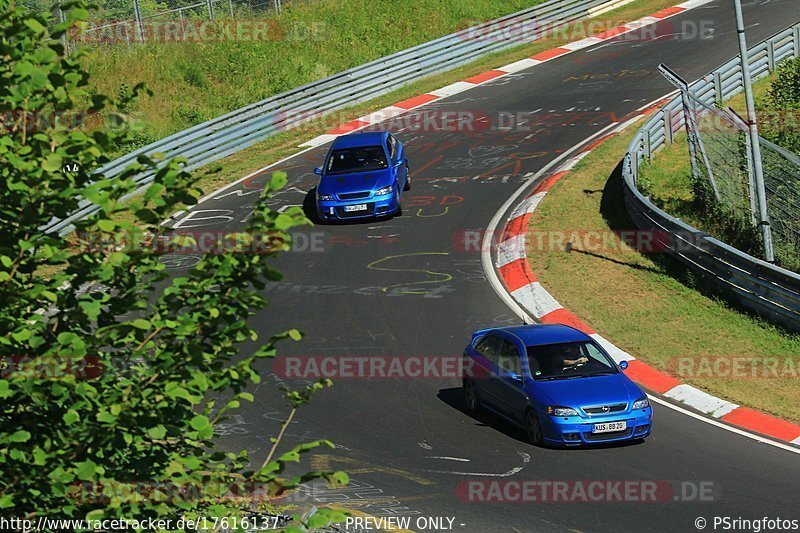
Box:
623, 23, 800, 331
44, 0, 630, 234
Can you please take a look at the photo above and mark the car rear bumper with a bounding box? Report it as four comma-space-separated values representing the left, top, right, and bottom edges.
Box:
542, 408, 653, 445
317, 194, 399, 221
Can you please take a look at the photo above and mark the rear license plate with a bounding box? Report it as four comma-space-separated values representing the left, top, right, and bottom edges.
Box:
592, 421, 627, 433
344, 204, 368, 212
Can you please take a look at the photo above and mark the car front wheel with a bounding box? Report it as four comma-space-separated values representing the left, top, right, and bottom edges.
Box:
524, 410, 543, 445
464, 379, 480, 412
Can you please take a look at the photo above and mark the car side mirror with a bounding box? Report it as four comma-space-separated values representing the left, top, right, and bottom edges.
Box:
314, 167, 322, 175
618, 360, 628, 371
508, 372, 523, 383
393, 159, 403, 167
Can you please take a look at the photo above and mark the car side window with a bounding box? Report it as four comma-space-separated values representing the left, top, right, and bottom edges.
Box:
387, 134, 397, 159
474, 335, 500, 360
496, 339, 522, 375
583, 342, 616, 371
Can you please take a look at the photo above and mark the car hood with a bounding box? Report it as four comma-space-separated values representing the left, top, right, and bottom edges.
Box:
531, 373, 642, 408
320, 168, 393, 195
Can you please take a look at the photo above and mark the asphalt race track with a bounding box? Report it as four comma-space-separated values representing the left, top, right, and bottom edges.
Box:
162, 1, 800, 531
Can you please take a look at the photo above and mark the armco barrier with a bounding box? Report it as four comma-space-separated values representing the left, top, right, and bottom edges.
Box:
44, 0, 633, 235
623, 23, 800, 331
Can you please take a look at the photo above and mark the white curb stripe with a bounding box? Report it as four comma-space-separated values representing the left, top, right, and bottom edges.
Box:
560, 37, 603, 51
510, 191, 547, 219
300, 133, 339, 148
589, 333, 636, 363
428, 81, 477, 98
664, 384, 740, 418
511, 282, 563, 319
498, 58, 543, 73
356, 106, 406, 124
496, 234, 527, 268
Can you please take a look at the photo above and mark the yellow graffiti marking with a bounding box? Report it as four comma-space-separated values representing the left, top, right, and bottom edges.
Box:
312, 454, 436, 486
367, 252, 452, 295
416, 207, 449, 218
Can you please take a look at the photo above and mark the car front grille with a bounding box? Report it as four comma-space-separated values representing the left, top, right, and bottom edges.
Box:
583, 402, 628, 415
337, 191, 371, 200
583, 428, 633, 441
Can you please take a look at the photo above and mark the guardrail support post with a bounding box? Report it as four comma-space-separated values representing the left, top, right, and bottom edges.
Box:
795, 26, 800, 57
714, 72, 723, 103
767, 40, 775, 71
207, 0, 215, 20
228, 0, 234, 17
645, 131, 652, 163
665, 110, 674, 145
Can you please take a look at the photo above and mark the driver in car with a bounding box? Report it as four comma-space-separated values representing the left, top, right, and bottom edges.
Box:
560, 345, 589, 369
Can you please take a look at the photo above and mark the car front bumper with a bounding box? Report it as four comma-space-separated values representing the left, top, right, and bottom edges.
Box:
541, 407, 653, 445
316, 193, 399, 221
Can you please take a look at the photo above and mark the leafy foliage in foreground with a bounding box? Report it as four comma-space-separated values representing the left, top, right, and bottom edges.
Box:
0, 0, 346, 526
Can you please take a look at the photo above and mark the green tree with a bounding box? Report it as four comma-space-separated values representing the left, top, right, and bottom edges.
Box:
0, 0, 346, 527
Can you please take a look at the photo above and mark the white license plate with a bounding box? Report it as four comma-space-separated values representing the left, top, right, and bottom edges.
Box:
344, 204, 368, 212
592, 421, 627, 433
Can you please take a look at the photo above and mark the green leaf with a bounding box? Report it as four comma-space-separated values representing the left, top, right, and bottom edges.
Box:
131, 318, 151, 330
8, 430, 31, 443
190, 415, 210, 431
75, 459, 97, 481
288, 329, 302, 341
97, 219, 115, 232
42, 153, 63, 172
24, 19, 46, 33
148, 425, 166, 439
63, 410, 80, 425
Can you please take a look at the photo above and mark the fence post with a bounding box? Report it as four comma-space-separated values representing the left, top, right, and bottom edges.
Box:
228, 0, 234, 17
207, 0, 215, 20
274, 0, 282, 15
133, 0, 145, 42
645, 130, 652, 163
57, 2, 69, 54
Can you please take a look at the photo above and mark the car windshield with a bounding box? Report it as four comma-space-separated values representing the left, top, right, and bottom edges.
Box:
326, 145, 387, 174
526, 341, 618, 380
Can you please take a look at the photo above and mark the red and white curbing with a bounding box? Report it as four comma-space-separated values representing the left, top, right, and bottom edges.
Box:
300, 0, 708, 148
493, 121, 800, 447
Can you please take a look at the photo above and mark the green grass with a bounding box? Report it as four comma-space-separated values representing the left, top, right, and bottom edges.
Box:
526, 126, 800, 423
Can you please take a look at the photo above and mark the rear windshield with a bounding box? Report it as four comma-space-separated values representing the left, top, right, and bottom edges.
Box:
526, 341, 618, 380
326, 146, 387, 174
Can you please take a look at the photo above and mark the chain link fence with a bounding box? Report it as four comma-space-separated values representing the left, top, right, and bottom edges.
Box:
683, 91, 800, 271
19, 0, 314, 50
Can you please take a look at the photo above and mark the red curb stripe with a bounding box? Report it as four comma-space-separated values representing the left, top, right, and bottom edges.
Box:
721, 408, 800, 442
502, 213, 531, 241
539, 308, 596, 334
499, 259, 537, 292
464, 70, 506, 85
394, 93, 439, 110
328, 119, 370, 135
623, 361, 681, 394
531, 47, 570, 61
650, 6, 685, 18
534, 170, 568, 193
593, 26, 629, 40
582, 133, 617, 153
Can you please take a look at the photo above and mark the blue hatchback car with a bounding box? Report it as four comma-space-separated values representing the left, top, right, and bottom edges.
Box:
462, 324, 652, 446
314, 132, 410, 221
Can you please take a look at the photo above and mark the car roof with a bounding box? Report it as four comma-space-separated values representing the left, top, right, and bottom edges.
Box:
331, 131, 386, 149
490, 324, 591, 346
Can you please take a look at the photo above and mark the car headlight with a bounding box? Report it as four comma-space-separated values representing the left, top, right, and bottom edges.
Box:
374, 186, 394, 196
317, 192, 335, 201
632, 397, 650, 410
546, 406, 578, 417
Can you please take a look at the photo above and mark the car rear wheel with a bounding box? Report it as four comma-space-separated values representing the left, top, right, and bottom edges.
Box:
525, 410, 543, 445
464, 379, 480, 412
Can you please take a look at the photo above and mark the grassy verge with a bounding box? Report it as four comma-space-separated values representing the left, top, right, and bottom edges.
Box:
525, 125, 800, 423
